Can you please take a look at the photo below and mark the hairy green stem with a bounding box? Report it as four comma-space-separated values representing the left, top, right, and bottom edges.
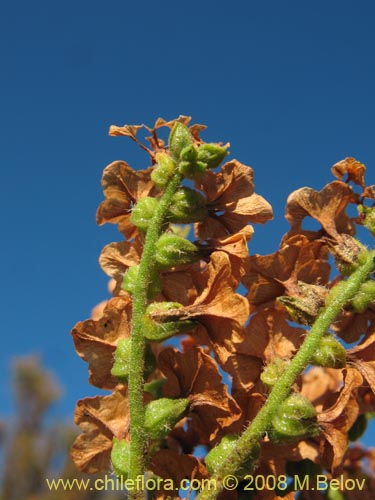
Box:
127, 172, 182, 499
197, 250, 375, 500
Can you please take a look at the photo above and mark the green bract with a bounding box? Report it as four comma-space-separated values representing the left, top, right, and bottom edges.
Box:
144, 398, 189, 439
151, 152, 177, 188
196, 143, 229, 169
178, 159, 207, 179
111, 338, 155, 380
310, 334, 346, 368
169, 122, 194, 160
122, 265, 162, 299
269, 393, 319, 444
351, 279, 375, 312
155, 233, 200, 269
168, 187, 208, 223
260, 358, 289, 389
111, 438, 130, 479
111, 338, 131, 380
143, 302, 195, 342
130, 197, 159, 231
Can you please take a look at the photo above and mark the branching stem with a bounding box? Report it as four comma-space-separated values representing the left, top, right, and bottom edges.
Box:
197, 250, 375, 500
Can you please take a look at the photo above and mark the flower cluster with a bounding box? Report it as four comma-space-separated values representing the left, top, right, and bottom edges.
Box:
71, 119, 375, 499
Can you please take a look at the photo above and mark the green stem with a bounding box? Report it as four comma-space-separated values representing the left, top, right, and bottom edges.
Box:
197, 250, 375, 500
127, 172, 182, 500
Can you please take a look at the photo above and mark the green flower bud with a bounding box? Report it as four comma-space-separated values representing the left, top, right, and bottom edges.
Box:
111, 338, 131, 380
169, 122, 193, 160
205, 435, 260, 478
130, 197, 159, 231
348, 414, 368, 441
111, 438, 130, 479
168, 187, 208, 223
196, 143, 229, 169
111, 338, 155, 380
270, 394, 319, 444
351, 279, 375, 313
151, 152, 177, 188
155, 234, 200, 269
122, 265, 162, 299
143, 302, 195, 342
260, 358, 289, 389
179, 159, 207, 179
310, 334, 346, 369
180, 144, 198, 162
144, 397, 189, 439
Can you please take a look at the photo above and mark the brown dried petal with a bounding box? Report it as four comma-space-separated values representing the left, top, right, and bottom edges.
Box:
244, 235, 330, 308
99, 238, 143, 294
150, 450, 208, 500
284, 181, 357, 240
70, 388, 129, 473
331, 157, 366, 187
109, 124, 144, 140
303, 368, 362, 474
158, 346, 241, 442
195, 160, 273, 238
71, 296, 132, 389
332, 309, 375, 344
240, 307, 305, 361
348, 329, 375, 394
196, 227, 253, 284
96, 161, 159, 239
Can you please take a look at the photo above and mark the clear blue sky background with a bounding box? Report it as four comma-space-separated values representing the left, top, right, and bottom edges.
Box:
1, 0, 375, 446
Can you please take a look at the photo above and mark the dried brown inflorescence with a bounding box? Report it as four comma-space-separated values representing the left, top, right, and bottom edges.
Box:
71, 117, 375, 499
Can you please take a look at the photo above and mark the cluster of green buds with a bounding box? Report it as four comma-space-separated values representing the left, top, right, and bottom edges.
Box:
170, 122, 229, 179
269, 393, 320, 443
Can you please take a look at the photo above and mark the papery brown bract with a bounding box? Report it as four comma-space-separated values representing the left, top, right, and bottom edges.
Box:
228, 307, 305, 394
71, 295, 132, 389
194, 160, 273, 239
348, 328, 375, 393
284, 181, 358, 241
70, 388, 129, 473
302, 367, 363, 474
244, 234, 330, 311
150, 449, 208, 500
96, 161, 159, 239
331, 157, 366, 188
158, 346, 241, 443
195, 227, 253, 284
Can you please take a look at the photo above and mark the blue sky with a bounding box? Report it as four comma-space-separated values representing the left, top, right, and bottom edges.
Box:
1, 0, 375, 448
